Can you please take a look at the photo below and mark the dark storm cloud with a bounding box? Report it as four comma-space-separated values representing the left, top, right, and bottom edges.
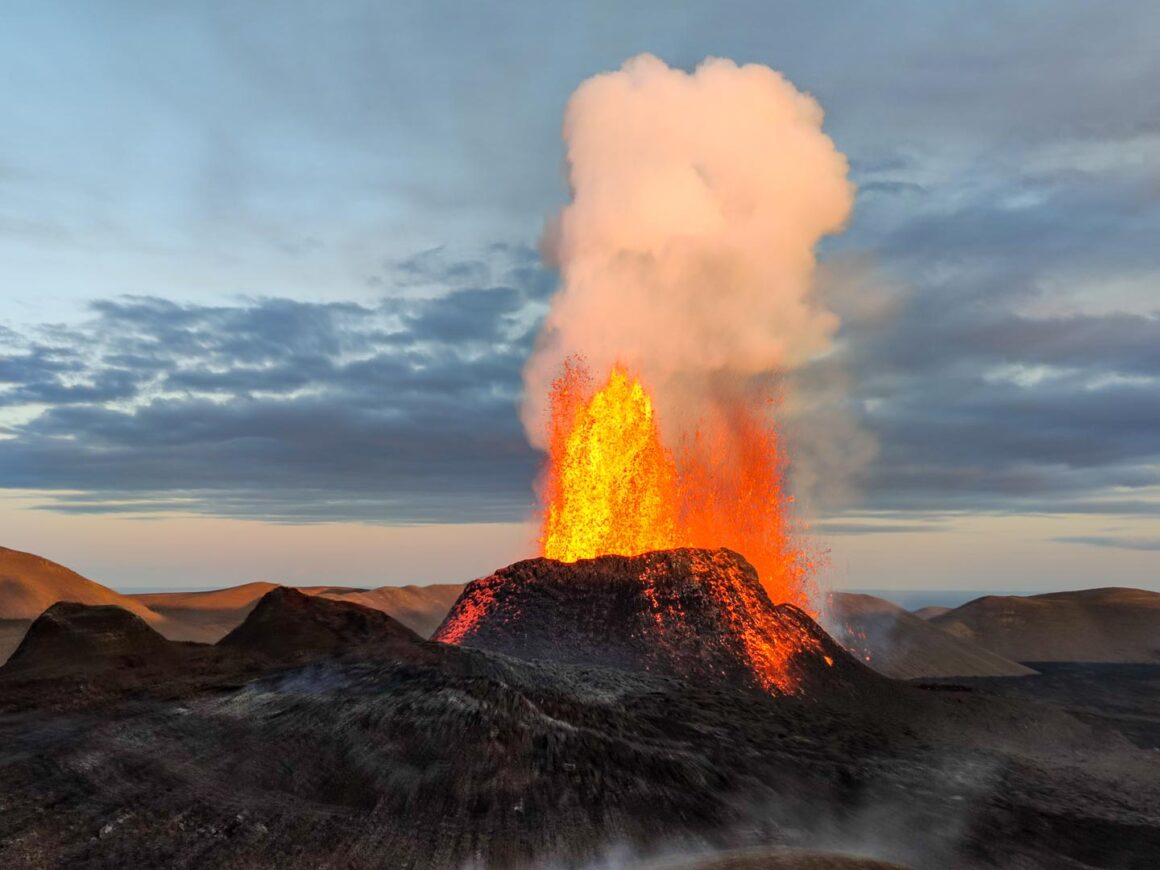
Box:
0, 262, 550, 522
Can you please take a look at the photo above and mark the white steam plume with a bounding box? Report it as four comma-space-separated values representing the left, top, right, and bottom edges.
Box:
522, 53, 856, 449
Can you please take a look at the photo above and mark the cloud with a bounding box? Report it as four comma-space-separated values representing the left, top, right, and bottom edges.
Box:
814, 150, 1160, 522
2, 5, 1160, 531
4, 179, 1160, 527
1054, 536, 1160, 552
0, 255, 549, 523
814, 522, 943, 536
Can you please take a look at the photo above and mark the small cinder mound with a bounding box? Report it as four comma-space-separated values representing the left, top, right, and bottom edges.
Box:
931, 587, 1160, 662
218, 586, 423, 663
433, 548, 873, 696
828, 592, 1035, 679
0, 545, 163, 624
2, 601, 177, 675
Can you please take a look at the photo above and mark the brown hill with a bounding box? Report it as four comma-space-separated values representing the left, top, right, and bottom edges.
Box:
133, 581, 281, 612
0, 546, 162, 624
218, 586, 423, 664
827, 592, 1035, 679
931, 587, 1160, 662
2, 601, 177, 676
133, 581, 463, 642
433, 548, 875, 696
132, 581, 282, 643
0, 592, 432, 709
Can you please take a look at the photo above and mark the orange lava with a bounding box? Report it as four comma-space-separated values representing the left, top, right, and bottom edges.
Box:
540, 360, 816, 612
541, 362, 679, 562
642, 549, 822, 694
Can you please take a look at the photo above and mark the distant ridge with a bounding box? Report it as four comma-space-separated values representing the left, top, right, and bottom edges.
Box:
912, 606, 950, 620
0, 546, 163, 623
314, 584, 465, 638
133, 581, 282, 612
218, 587, 423, 663
134, 581, 465, 642
931, 587, 1160, 662
827, 592, 1035, 679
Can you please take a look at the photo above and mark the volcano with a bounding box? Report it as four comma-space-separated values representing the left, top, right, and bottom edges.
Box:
219, 586, 424, 664
433, 548, 870, 695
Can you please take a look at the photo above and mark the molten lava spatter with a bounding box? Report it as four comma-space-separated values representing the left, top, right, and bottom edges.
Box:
540, 361, 815, 612
542, 363, 679, 562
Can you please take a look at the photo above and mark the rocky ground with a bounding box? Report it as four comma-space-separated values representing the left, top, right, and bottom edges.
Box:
924, 662, 1160, 752
0, 551, 1157, 869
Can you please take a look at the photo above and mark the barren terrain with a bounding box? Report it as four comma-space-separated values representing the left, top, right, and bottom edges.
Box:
0, 551, 1158, 868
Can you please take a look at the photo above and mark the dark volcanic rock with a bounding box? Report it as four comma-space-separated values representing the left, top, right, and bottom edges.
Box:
3, 642, 1156, 869
1, 576, 1158, 867
0, 590, 436, 711
3, 601, 177, 675
434, 548, 874, 695
219, 586, 423, 663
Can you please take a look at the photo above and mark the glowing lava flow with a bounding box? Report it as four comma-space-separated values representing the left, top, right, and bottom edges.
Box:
540, 361, 816, 612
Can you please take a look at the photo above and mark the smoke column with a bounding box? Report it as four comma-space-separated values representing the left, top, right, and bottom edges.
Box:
522, 53, 855, 446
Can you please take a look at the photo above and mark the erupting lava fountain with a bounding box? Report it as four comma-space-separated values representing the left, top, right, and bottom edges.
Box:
441, 55, 864, 694
520, 55, 858, 607
540, 360, 815, 613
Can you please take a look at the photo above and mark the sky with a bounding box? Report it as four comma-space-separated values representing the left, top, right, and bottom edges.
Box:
1, 1, 1158, 594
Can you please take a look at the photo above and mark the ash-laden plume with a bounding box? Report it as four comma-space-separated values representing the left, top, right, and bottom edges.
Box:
522, 53, 855, 438
522, 55, 861, 608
